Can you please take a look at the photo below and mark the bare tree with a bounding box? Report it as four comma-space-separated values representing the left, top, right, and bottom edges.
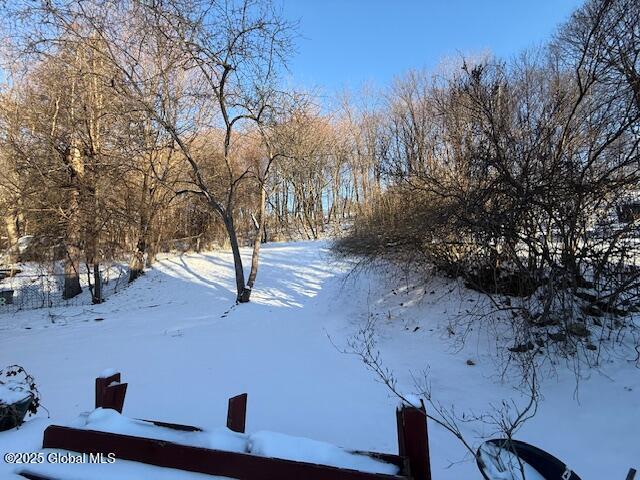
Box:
7, 0, 294, 302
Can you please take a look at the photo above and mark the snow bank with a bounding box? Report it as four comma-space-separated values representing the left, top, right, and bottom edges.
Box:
247, 431, 399, 475
0, 381, 31, 405
3, 242, 635, 479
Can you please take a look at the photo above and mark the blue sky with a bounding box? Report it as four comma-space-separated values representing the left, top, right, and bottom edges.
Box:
280, 0, 583, 95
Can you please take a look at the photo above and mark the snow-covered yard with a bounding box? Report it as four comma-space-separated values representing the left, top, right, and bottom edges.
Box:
0, 240, 638, 479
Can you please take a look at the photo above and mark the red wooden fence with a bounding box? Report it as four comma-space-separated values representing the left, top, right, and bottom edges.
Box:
19, 372, 432, 480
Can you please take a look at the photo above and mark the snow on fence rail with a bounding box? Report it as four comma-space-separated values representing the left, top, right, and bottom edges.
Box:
0, 264, 130, 314
17, 371, 432, 480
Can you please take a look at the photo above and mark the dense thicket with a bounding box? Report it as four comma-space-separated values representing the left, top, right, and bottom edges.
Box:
336, 0, 640, 359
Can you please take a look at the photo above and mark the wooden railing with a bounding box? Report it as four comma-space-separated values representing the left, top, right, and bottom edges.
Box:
19, 371, 432, 480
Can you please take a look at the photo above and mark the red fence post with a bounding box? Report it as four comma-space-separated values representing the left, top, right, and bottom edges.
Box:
95, 372, 128, 413
227, 393, 248, 433
396, 400, 431, 480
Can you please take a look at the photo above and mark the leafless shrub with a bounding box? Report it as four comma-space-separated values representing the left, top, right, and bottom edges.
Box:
337, 313, 540, 471
336, 0, 640, 375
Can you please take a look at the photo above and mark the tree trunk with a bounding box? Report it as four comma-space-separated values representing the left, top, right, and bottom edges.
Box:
63, 140, 83, 300
83, 181, 98, 271
128, 237, 147, 283
129, 178, 151, 283
3, 212, 20, 263
244, 185, 266, 302
223, 211, 248, 303
92, 262, 102, 304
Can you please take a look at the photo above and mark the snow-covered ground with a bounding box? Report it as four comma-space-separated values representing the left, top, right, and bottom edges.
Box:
0, 240, 638, 479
